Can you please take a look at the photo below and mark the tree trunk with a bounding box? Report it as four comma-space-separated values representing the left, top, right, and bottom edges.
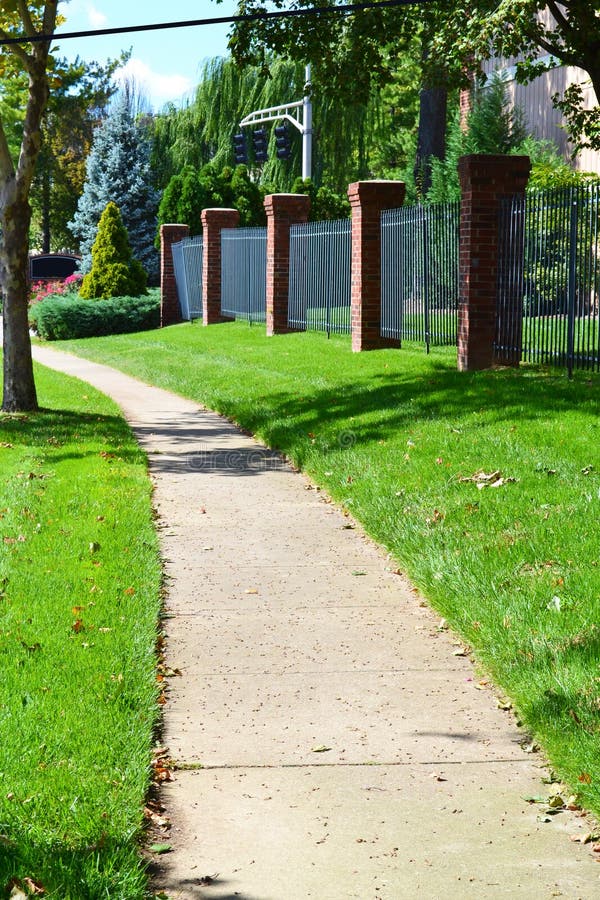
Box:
0, 5, 58, 413
1, 192, 38, 412
414, 83, 447, 196
414, 30, 448, 197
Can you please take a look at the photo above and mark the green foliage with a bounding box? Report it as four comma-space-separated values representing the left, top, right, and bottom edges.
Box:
291, 178, 350, 221
467, 74, 527, 155
428, 1, 600, 152
70, 94, 159, 280
30, 289, 160, 340
521, 138, 600, 191
80, 202, 147, 300
427, 74, 529, 203
157, 163, 265, 238
30, 53, 125, 252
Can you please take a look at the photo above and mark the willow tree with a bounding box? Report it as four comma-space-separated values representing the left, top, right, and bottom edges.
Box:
151, 54, 419, 194
215, 0, 452, 194
1, 1, 59, 411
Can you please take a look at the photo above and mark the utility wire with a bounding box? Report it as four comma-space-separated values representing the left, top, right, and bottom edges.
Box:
1, 0, 434, 46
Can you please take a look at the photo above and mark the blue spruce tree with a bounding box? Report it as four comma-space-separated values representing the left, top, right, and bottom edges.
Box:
70, 94, 159, 282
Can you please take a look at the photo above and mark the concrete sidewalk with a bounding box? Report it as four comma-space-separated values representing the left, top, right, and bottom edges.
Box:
32, 345, 600, 899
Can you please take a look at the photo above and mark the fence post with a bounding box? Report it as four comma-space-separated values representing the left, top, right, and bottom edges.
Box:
457, 154, 530, 371
160, 223, 189, 327
348, 180, 405, 352
201, 208, 240, 325
264, 193, 311, 336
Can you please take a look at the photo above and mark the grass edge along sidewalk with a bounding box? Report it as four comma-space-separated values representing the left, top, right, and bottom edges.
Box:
60, 320, 600, 828
0, 360, 162, 899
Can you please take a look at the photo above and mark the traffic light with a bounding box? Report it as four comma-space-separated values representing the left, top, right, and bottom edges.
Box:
274, 122, 291, 160
232, 132, 247, 164
252, 127, 268, 163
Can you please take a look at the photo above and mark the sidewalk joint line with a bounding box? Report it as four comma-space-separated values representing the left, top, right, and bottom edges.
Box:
171, 758, 533, 771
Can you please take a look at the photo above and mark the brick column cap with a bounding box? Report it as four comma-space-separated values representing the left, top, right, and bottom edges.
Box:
347, 180, 406, 209
264, 193, 311, 216
160, 223, 190, 233
201, 207, 240, 226
458, 154, 531, 186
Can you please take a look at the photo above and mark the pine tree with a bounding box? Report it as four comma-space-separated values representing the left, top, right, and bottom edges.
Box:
79, 201, 147, 299
70, 93, 159, 282
466, 73, 527, 156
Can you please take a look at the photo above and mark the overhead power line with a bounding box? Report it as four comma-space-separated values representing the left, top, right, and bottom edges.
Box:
0, 0, 434, 46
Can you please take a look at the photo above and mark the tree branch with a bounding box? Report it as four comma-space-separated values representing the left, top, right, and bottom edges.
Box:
546, 1, 571, 36
0, 115, 16, 183
42, 0, 59, 39
0, 25, 30, 68
17, 0, 36, 37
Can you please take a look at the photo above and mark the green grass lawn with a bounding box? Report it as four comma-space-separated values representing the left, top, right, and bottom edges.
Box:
59, 320, 600, 822
0, 361, 162, 898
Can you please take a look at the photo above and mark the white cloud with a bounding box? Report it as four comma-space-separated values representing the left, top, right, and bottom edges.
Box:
115, 58, 193, 110
61, 0, 108, 28
87, 4, 108, 29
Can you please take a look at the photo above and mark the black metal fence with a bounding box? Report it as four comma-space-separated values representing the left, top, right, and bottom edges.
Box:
497, 185, 600, 374
172, 236, 203, 320
288, 219, 352, 335
381, 202, 459, 351
221, 227, 267, 323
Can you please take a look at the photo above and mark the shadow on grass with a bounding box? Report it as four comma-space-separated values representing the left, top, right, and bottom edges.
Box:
208, 360, 599, 462
0, 407, 142, 465
0, 838, 146, 900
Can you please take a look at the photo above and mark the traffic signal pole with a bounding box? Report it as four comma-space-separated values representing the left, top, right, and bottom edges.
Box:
238, 64, 313, 180
302, 65, 312, 180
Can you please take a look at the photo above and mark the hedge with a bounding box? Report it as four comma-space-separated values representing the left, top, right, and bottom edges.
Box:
30, 289, 160, 341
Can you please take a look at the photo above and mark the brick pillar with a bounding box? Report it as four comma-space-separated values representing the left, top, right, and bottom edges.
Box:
348, 180, 406, 352
264, 193, 311, 336
459, 87, 472, 132
160, 223, 189, 327
457, 154, 530, 371
201, 208, 239, 325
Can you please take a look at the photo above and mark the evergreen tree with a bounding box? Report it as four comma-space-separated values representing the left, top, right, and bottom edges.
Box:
79, 201, 147, 299
467, 74, 527, 156
70, 93, 159, 282
427, 74, 529, 203
157, 163, 265, 237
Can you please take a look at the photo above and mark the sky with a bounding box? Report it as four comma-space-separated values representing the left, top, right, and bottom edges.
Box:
55, 0, 240, 111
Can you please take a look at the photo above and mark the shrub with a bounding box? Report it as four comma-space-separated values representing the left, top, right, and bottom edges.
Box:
30, 289, 160, 341
291, 178, 351, 220
80, 202, 147, 300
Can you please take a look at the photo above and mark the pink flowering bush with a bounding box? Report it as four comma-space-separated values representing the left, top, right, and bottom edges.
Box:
29, 273, 83, 307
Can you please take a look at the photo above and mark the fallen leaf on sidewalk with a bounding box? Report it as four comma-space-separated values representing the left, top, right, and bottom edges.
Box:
570, 832, 598, 844
149, 843, 172, 855
311, 745, 332, 753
